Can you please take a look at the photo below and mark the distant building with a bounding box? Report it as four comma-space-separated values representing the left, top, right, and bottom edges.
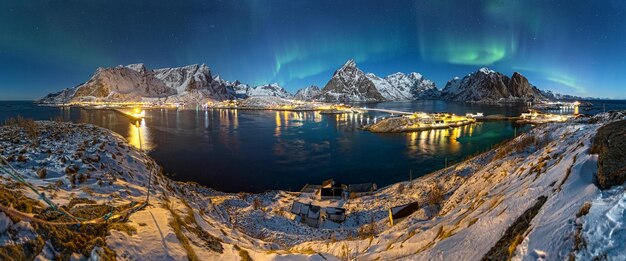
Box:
320, 187, 344, 200
348, 183, 377, 197
324, 207, 346, 223
320, 179, 346, 200
465, 112, 484, 118
322, 179, 345, 189
290, 201, 321, 228
306, 205, 321, 228
388, 202, 420, 226
319, 179, 378, 200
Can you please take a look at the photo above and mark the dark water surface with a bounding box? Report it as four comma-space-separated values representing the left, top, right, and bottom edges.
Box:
3, 100, 616, 193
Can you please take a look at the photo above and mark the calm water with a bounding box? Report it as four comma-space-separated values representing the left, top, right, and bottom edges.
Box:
3, 99, 618, 193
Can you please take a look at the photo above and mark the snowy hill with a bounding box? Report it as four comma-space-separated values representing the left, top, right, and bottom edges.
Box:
312, 59, 438, 102
39, 64, 291, 104
2, 112, 625, 260
441, 68, 547, 104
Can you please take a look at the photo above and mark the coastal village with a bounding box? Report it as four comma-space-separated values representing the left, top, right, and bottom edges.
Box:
50, 97, 584, 134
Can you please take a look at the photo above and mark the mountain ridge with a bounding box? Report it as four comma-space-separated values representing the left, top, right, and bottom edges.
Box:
40, 61, 588, 105
40, 64, 292, 104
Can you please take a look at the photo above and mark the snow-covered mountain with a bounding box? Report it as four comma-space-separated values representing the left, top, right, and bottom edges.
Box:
39, 64, 292, 104
378, 72, 438, 99
234, 83, 293, 99
441, 68, 547, 104
311, 59, 438, 102
293, 86, 321, 100
541, 90, 597, 101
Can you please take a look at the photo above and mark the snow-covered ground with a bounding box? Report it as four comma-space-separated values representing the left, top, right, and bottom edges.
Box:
0, 112, 624, 260
575, 185, 626, 260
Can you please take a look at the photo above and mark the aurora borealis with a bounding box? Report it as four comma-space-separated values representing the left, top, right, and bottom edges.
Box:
1, 0, 625, 100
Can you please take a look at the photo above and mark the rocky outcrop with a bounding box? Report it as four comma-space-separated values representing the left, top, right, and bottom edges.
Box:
441, 68, 547, 104
591, 119, 626, 189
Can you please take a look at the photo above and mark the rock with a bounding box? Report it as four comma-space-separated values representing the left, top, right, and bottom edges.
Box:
37, 168, 47, 179
591, 120, 626, 189
65, 164, 79, 174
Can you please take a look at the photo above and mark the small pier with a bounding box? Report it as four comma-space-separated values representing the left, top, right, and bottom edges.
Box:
112, 108, 145, 120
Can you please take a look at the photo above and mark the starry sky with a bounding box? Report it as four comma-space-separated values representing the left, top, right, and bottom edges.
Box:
1, 0, 625, 100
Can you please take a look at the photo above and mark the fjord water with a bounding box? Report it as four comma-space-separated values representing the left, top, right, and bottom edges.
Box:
3, 99, 603, 193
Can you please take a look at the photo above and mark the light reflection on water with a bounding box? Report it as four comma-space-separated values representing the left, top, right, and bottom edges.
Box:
0, 101, 536, 193
127, 119, 152, 151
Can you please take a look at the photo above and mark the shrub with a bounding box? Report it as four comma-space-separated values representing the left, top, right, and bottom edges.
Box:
427, 184, 445, 206
253, 198, 262, 210
15, 116, 40, 145
37, 168, 48, 179
576, 202, 592, 218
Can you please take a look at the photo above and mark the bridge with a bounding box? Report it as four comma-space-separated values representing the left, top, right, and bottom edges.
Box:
359, 107, 414, 115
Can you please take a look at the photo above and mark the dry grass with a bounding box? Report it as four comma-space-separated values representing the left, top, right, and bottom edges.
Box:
109, 222, 137, 236
576, 202, 592, 218
467, 217, 479, 227
165, 199, 223, 255
162, 201, 200, 261
494, 135, 550, 161
482, 196, 548, 261
5, 116, 40, 145
234, 245, 253, 261
558, 154, 578, 192
427, 184, 445, 207
0, 185, 116, 260
435, 225, 455, 240
571, 202, 592, 260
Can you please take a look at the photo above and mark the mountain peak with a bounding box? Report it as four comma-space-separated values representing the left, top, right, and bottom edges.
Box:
125, 63, 147, 72
443, 68, 546, 103
478, 67, 496, 74
341, 59, 357, 69
408, 72, 423, 80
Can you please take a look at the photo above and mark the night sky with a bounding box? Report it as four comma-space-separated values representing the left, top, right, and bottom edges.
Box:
1, 0, 625, 100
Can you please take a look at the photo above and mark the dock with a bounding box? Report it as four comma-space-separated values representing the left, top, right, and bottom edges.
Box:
80, 106, 145, 120
112, 108, 145, 120
473, 115, 521, 122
